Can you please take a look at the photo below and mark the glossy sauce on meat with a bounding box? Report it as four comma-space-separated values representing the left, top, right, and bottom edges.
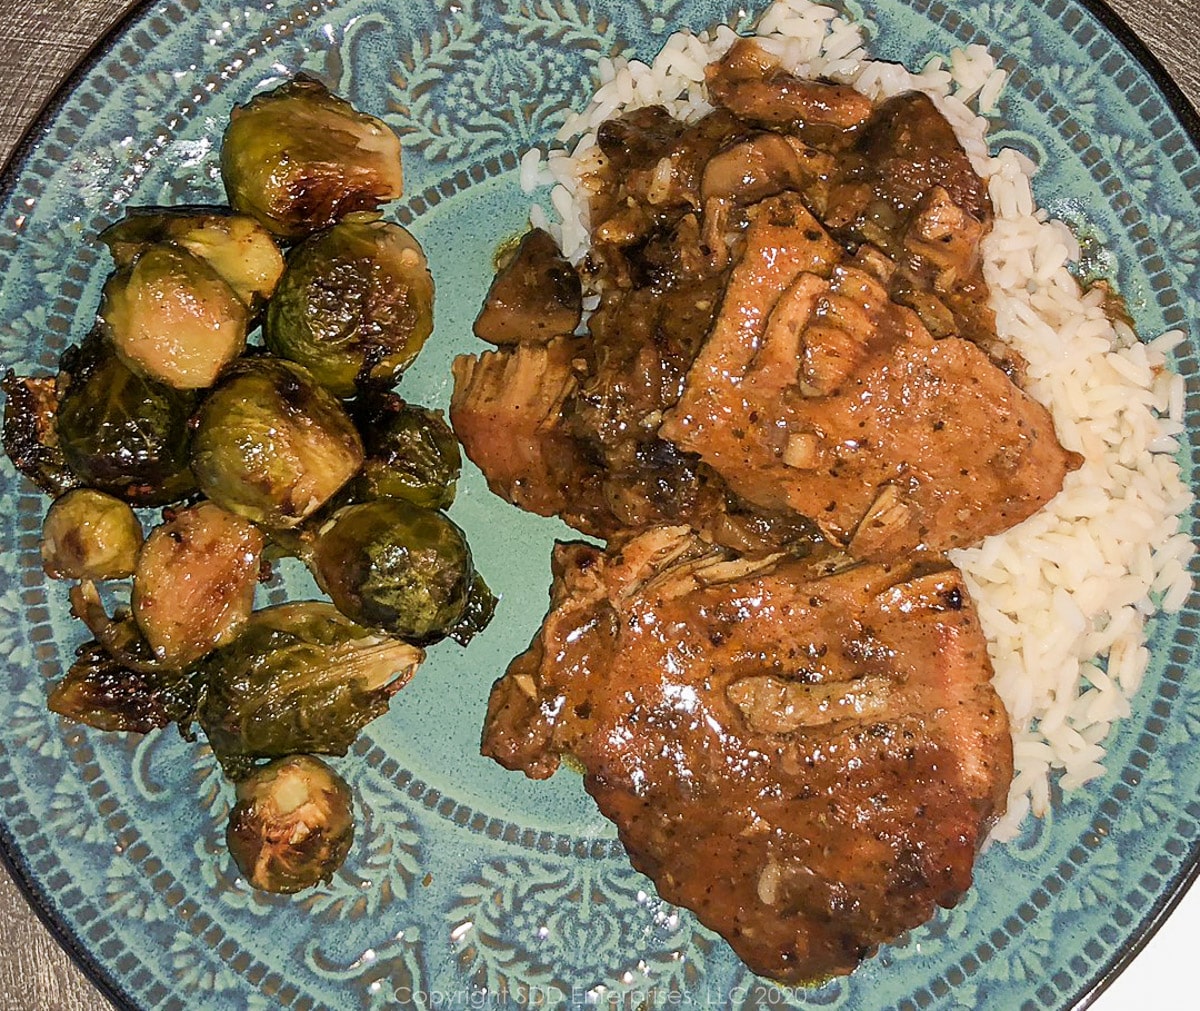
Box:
453, 43, 1077, 554
482, 528, 1012, 982
658, 194, 1080, 558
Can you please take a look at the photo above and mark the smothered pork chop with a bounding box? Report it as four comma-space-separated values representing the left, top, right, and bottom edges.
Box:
454, 43, 1078, 557
482, 528, 1012, 982
455, 34, 1079, 981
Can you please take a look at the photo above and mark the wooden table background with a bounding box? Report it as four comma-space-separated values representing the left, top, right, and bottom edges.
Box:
0, 0, 1195, 1008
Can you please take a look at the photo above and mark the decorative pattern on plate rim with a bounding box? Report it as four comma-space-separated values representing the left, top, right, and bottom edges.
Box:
0, 0, 1195, 1009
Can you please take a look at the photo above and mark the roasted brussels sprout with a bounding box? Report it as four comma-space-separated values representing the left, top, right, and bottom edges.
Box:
56, 334, 197, 505
190, 357, 364, 528
48, 642, 198, 734
265, 217, 435, 397
2, 371, 79, 497
132, 502, 265, 667
197, 601, 423, 777
221, 76, 404, 241
100, 209, 285, 312
49, 579, 200, 733
311, 498, 475, 644
100, 244, 250, 390
41, 488, 143, 581
226, 755, 354, 893
354, 393, 460, 509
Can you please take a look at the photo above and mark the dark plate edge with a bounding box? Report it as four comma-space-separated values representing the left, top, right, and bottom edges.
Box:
0, 822, 134, 1011
0, 1, 1196, 1010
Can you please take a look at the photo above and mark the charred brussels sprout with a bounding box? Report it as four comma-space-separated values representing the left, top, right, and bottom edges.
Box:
265, 218, 434, 397
197, 601, 423, 777
49, 580, 199, 733
42, 489, 143, 581
190, 358, 364, 528
100, 209, 285, 312
226, 755, 354, 893
56, 335, 197, 505
48, 642, 198, 734
311, 498, 474, 644
1, 372, 79, 497
221, 76, 404, 241
132, 502, 265, 667
447, 572, 498, 647
354, 393, 460, 509
100, 244, 250, 390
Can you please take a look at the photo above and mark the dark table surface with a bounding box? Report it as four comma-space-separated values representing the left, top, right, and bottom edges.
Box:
0, 1, 1195, 1009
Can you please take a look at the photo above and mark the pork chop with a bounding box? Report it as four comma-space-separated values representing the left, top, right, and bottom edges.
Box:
482, 526, 1012, 982
659, 195, 1081, 559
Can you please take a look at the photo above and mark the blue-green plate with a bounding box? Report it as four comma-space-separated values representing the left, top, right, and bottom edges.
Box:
0, 1, 1196, 1008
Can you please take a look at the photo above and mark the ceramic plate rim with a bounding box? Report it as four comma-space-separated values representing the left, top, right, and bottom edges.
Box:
0, 1, 1196, 1009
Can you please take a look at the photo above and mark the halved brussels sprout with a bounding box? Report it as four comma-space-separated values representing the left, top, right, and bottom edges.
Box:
310, 498, 474, 645
56, 334, 197, 505
190, 357, 364, 528
265, 217, 435, 397
100, 243, 250, 390
100, 209, 285, 311
197, 601, 423, 778
226, 755, 354, 893
353, 392, 459, 509
48, 641, 198, 734
41, 488, 143, 581
221, 76, 404, 241
132, 501, 265, 667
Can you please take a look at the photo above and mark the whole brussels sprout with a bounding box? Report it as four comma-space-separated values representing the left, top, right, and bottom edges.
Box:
56, 333, 197, 505
310, 498, 474, 644
100, 243, 250, 390
265, 218, 435, 397
226, 755, 354, 893
353, 392, 460, 509
132, 502, 265, 667
190, 357, 364, 528
41, 488, 143, 581
197, 601, 423, 777
221, 76, 404, 241
447, 572, 498, 647
100, 209, 285, 312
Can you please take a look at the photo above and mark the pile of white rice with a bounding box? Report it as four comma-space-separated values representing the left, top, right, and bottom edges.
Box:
519, 0, 1195, 841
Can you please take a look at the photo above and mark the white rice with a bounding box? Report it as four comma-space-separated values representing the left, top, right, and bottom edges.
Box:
523, 0, 1196, 841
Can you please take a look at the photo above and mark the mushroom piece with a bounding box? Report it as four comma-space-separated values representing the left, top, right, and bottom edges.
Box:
473, 229, 583, 346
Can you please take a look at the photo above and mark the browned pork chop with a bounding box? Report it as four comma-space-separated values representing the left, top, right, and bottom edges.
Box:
482, 526, 1012, 982
659, 194, 1081, 559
